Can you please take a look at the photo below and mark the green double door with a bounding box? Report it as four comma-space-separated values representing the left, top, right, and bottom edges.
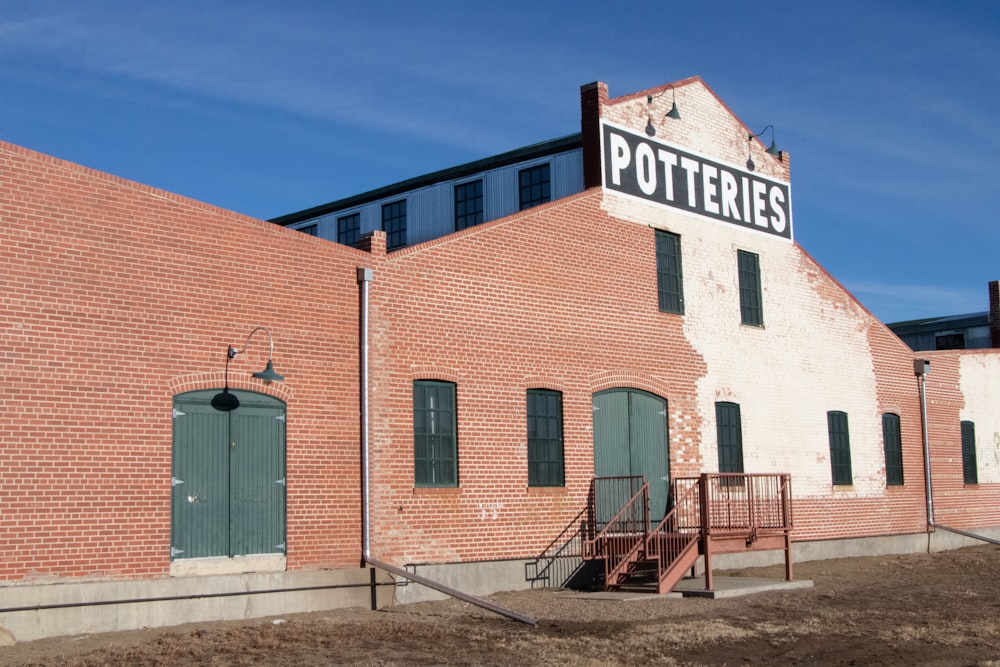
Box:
171, 390, 286, 559
593, 388, 670, 523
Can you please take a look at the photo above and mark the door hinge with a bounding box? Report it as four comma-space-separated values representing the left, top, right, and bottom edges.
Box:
275, 414, 286, 422
274, 477, 286, 486
170, 547, 184, 558
274, 542, 286, 552
172, 408, 186, 418
171, 477, 185, 487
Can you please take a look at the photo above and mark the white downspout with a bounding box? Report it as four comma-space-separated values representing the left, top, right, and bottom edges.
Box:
915, 359, 934, 534
357, 267, 373, 561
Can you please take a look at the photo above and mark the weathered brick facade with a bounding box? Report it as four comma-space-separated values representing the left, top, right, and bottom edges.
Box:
1, 76, 998, 639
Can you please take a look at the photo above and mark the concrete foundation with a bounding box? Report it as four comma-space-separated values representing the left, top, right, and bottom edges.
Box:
0, 566, 391, 643
4, 527, 997, 643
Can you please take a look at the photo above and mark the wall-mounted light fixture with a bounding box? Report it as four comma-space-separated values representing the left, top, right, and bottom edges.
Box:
212, 326, 284, 411
746, 125, 780, 172
645, 87, 681, 137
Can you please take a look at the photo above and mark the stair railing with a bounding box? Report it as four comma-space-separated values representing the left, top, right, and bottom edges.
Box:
583, 480, 650, 586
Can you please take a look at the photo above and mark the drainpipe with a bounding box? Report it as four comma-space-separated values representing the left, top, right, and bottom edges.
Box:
915, 359, 934, 532
357, 267, 373, 562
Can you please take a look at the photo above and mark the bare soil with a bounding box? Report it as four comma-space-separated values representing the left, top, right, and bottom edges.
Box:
5, 544, 1000, 666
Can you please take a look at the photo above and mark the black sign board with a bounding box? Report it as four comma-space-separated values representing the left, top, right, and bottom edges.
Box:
601, 122, 792, 239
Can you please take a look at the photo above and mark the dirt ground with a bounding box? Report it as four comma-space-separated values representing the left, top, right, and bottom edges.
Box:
5, 544, 1000, 666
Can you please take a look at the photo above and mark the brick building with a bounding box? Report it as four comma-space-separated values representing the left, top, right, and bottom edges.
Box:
2, 77, 999, 640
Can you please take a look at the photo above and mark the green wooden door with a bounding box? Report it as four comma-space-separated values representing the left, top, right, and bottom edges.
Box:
171, 390, 286, 559
593, 388, 670, 522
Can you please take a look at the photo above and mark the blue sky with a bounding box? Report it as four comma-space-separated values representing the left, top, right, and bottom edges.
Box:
1, 1, 998, 323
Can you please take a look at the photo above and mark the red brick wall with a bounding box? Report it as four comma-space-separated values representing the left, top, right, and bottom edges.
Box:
365, 192, 710, 565
0, 141, 366, 580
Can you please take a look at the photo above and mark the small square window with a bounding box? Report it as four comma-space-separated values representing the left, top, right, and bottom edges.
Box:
382, 200, 407, 251
338, 213, 360, 247
455, 180, 484, 230
519, 164, 550, 211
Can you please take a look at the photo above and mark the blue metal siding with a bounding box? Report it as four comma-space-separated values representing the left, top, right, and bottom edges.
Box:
288, 148, 584, 248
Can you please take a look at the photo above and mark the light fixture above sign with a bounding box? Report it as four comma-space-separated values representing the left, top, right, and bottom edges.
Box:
644, 87, 681, 137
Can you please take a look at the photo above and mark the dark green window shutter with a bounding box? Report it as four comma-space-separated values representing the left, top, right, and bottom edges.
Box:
961, 420, 978, 485
716, 402, 744, 473
527, 389, 564, 487
414, 380, 458, 487
656, 230, 684, 314
827, 410, 853, 485
882, 413, 904, 486
738, 249, 763, 326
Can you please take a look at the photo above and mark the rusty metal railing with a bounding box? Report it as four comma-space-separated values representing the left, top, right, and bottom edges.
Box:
582, 477, 650, 585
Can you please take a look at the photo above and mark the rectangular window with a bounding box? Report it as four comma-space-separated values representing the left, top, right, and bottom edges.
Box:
337, 213, 360, 247
827, 411, 853, 485
656, 230, 684, 314
527, 389, 564, 487
382, 200, 407, 251
935, 333, 966, 350
455, 180, 484, 230
298, 223, 318, 236
961, 420, 978, 485
882, 413, 904, 486
519, 164, 550, 211
716, 402, 744, 474
413, 381, 457, 487
737, 250, 763, 327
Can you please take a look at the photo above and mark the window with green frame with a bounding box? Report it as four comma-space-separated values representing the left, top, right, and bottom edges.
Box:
827, 410, 853, 485
716, 401, 744, 474
527, 389, 564, 486
737, 249, 763, 326
413, 380, 457, 487
882, 413, 904, 486
961, 420, 978, 485
656, 230, 684, 314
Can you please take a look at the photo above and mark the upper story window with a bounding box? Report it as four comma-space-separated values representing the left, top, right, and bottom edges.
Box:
519, 164, 550, 211
455, 180, 484, 230
338, 213, 360, 247
827, 410, 853, 486
413, 380, 457, 487
961, 420, 978, 485
527, 389, 564, 487
382, 200, 407, 251
656, 230, 684, 314
716, 402, 744, 474
298, 224, 318, 236
936, 333, 966, 350
882, 413, 904, 486
737, 249, 763, 327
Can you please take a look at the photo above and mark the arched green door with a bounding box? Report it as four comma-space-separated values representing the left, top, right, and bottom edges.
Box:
593, 388, 670, 522
171, 389, 286, 559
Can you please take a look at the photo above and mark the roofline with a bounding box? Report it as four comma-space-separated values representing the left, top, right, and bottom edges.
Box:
270, 133, 583, 226
886, 311, 989, 331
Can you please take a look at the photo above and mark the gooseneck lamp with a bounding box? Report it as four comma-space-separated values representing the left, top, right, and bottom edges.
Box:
212, 327, 284, 411
746, 125, 780, 172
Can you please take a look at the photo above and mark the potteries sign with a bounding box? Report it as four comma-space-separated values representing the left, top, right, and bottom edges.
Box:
601, 122, 792, 240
